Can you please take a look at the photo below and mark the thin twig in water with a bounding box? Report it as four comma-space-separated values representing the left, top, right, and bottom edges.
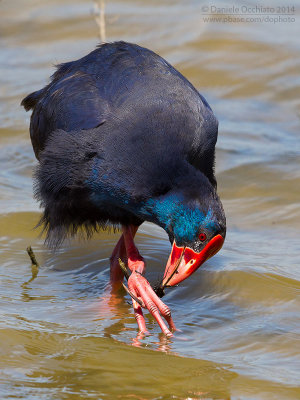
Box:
122, 283, 145, 308
118, 259, 145, 307
23, 246, 40, 286
26, 246, 39, 267
118, 258, 130, 280
93, 0, 106, 43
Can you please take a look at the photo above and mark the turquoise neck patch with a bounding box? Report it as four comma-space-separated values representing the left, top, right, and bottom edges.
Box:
142, 193, 217, 243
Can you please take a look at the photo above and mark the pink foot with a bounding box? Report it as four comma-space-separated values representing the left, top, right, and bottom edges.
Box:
127, 270, 176, 337
121, 225, 176, 337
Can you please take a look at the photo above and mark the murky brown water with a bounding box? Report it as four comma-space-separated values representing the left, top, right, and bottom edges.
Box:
1, 0, 300, 399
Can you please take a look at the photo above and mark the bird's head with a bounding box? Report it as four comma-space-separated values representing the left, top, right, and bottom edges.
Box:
149, 183, 226, 289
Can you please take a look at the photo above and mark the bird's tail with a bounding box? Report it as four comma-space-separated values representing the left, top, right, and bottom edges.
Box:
21, 89, 44, 111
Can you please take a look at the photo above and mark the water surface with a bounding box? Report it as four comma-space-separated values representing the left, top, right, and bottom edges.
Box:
0, 0, 300, 399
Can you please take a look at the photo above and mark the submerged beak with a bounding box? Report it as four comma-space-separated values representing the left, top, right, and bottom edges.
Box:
162, 234, 224, 287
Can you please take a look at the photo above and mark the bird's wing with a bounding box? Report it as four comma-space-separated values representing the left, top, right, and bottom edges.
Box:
184, 92, 219, 187
22, 65, 109, 159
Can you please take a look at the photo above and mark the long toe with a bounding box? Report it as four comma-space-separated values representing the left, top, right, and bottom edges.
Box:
127, 272, 175, 337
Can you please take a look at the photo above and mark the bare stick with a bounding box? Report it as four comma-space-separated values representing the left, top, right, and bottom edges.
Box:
22, 246, 40, 286
93, 0, 106, 43
118, 258, 130, 280
26, 246, 39, 267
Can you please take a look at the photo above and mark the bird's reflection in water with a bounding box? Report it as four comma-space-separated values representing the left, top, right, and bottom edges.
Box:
131, 332, 146, 348
116, 395, 147, 400
116, 389, 230, 400
131, 330, 172, 352
155, 333, 173, 353
131, 330, 174, 352
94, 283, 129, 326
93, 282, 178, 352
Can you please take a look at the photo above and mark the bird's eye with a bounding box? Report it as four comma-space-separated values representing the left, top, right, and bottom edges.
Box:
199, 233, 207, 242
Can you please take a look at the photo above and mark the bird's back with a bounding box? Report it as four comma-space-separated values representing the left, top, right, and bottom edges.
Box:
22, 41, 218, 180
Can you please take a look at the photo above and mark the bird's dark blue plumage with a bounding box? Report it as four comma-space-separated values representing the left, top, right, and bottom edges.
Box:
21, 41, 225, 248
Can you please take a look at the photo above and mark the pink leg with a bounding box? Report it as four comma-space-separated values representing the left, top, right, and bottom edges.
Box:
123, 225, 176, 336
110, 235, 126, 284
110, 226, 139, 285
96, 228, 141, 329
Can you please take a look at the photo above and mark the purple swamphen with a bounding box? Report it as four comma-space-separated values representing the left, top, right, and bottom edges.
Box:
22, 42, 226, 336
